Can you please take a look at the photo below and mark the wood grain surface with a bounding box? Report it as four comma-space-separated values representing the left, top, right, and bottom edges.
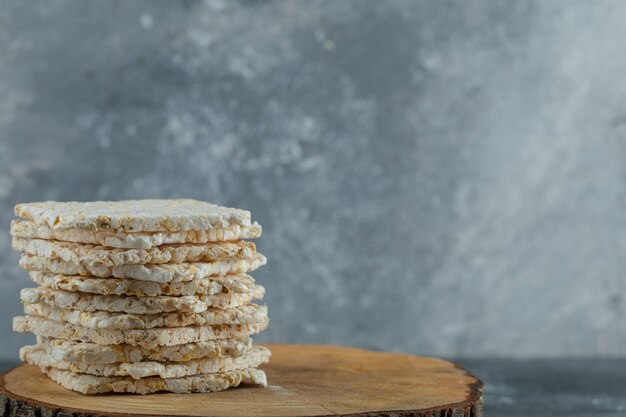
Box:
0, 344, 483, 417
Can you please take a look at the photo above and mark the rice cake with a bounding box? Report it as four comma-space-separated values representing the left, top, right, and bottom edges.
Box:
11, 219, 261, 249
14, 316, 269, 347
20, 254, 267, 281
21, 344, 271, 379
24, 303, 268, 329
21, 286, 265, 314
15, 199, 255, 232
13, 238, 256, 267
43, 366, 267, 394
37, 337, 253, 364
28, 271, 256, 297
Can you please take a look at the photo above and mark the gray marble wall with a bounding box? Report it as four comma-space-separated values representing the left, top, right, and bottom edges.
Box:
1, 0, 625, 360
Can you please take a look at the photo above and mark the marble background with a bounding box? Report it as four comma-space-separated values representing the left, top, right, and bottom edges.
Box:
1, 0, 625, 360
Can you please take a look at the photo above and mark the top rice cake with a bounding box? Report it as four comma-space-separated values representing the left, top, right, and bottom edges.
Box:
15, 199, 256, 232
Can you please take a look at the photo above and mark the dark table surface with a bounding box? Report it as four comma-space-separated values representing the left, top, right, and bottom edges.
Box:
1, 358, 625, 416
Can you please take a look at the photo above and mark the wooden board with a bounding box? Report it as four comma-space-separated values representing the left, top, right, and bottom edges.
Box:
0, 344, 483, 417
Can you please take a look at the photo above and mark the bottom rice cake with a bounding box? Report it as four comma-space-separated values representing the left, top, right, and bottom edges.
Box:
44, 366, 267, 394
21, 344, 271, 379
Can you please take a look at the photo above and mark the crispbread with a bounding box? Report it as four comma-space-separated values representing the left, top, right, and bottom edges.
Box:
21, 286, 265, 314
21, 344, 271, 379
13, 238, 256, 267
14, 316, 269, 347
24, 303, 268, 329
20, 253, 267, 281
43, 366, 267, 394
11, 199, 270, 395
11, 219, 262, 249
38, 337, 253, 364
15, 199, 255, 232
28, 271, 256, 297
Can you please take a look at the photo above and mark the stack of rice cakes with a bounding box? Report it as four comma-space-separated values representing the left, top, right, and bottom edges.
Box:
11, 199, 270, 394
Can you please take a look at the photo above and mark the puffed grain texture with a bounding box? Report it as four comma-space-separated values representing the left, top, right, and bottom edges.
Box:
11, 219, 262, 249
20, 254, 267, 281
24, 302, 268, 329
43, 366, 267, 394
13, 238, 256, 267
15, 199, 255, 232
28, 271, 256, 296
38, 337, 253, 364
21, 286, 265, 314
14, 316, 269, 347
21, 344, 271, 379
